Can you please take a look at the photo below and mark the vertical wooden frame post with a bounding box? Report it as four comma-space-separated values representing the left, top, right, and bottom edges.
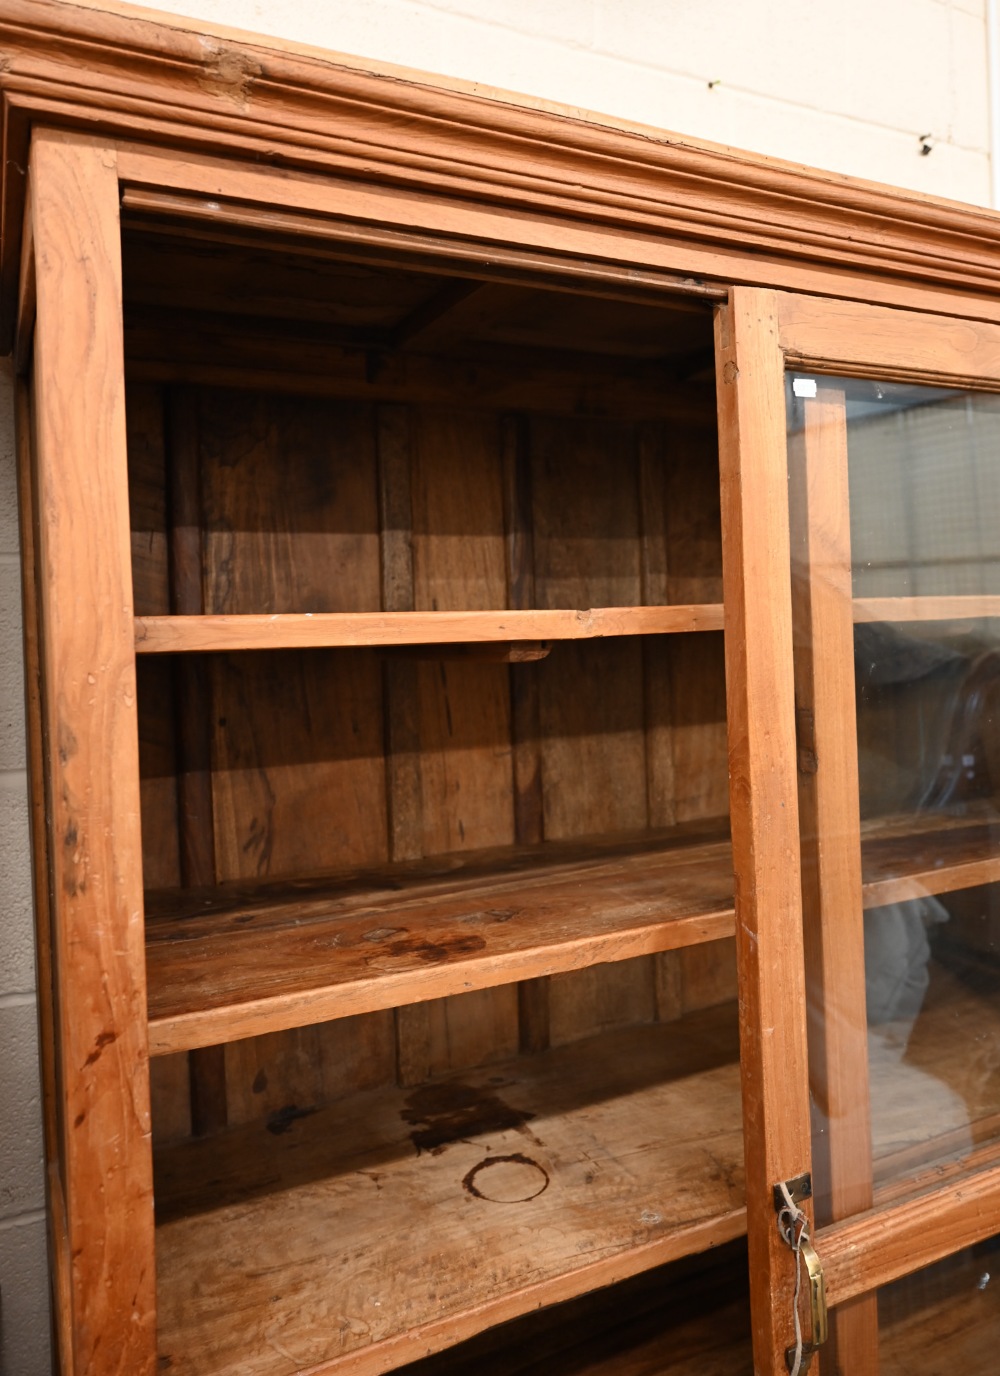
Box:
30, 127, 156, 1375
789, 387, 879, 1373
716, 287, 813, 1374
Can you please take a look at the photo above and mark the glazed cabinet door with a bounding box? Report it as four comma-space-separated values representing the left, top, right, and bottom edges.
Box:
721, 286, 1000, 1376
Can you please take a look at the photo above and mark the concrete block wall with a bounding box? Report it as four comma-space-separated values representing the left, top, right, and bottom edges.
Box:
0, 357, 50, 1376
0, 1, 993, 1372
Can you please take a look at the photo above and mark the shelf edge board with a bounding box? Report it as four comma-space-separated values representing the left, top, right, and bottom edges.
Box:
147, 908, 735, 1055
133, 605, 725, 653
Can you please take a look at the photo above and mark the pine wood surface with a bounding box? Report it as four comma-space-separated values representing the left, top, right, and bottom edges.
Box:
145, 821, 734, 1054
398, 1243, 754, 1376
133, 605, 725, 652
30, 129, 157, 1374
154, 1005, 746, 1376
152, 964, 1000, 1376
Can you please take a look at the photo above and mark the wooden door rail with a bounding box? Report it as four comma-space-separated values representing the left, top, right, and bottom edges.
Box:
134, 605, 726, 653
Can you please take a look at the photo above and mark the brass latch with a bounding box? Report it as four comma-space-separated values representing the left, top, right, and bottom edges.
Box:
774, 1175, 828, 1374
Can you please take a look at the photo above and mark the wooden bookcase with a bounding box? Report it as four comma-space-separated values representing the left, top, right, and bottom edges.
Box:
6, 4, 1000, 1375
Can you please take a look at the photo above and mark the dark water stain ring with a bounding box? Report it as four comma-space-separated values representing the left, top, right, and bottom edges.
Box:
462, 1153, 550, 1203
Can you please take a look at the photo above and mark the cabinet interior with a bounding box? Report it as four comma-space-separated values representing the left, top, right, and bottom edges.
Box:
124, 224, 747, 1374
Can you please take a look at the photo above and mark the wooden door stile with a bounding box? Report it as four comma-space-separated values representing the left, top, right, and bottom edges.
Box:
165, 386, 227, 1136
788, 384, 879, 1372
503, 412, 550, 1053
29, 126, 156, 1375
716, 286, 812, 1376
112, 142, 1000, 328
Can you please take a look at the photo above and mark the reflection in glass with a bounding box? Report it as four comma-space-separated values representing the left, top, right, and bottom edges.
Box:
852, 1234, 1000, 1372
786, 377, 1000, 1226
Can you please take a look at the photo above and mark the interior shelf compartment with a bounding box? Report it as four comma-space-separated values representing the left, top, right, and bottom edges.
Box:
153, 1003, 746, 1376
145, 819, 735, 1054
397, 1241, 753, 1376
145, 807, 1000, 1057
153, 960, 1000, 1376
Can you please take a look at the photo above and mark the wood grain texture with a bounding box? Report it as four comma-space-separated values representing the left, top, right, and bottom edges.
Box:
15, 365, 76, 1370
108, 135, 1000, 330
396, 405, 519, 1080
11, 0, 1000, 368
779, 292, 1000, 388
503, 414, 550, 1051
820, 1162, 1000, 1308
853, 595, 1000, 623
30, 128, 156, 1375
134, 604, 725, 652
162, 385, 226, 1134
398, 1243, 754, 1376
144, 804, 1000, 1055
716, 287, 812, 1376
198, 389, 381, 616
148, 803, 731, 1051
155, 1006, 745, 1376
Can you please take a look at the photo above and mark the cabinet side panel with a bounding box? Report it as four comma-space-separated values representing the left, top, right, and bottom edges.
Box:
30, 130, 156, 1375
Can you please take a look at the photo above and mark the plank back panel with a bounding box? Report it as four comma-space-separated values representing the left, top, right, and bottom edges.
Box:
199, 389, 381, 615
397, 406, 519, 1081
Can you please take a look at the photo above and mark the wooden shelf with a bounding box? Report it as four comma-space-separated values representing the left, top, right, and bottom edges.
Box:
398, 1242, 753, 1376
860, 807, 1000, 907
154, 1005, 746, 1376
133, 605, 725, 654
853, 595, 1000, 623
153, 970, 1000, 1376
145, 821, 735, 1055
145, 808, 1000, 1058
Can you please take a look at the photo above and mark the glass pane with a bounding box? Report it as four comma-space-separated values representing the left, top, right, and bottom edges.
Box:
831, 1233, 1000, 1373
785, 376, 1000, 1228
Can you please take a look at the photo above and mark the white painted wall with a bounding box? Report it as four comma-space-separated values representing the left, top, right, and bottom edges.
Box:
0, 2, 992, 1372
